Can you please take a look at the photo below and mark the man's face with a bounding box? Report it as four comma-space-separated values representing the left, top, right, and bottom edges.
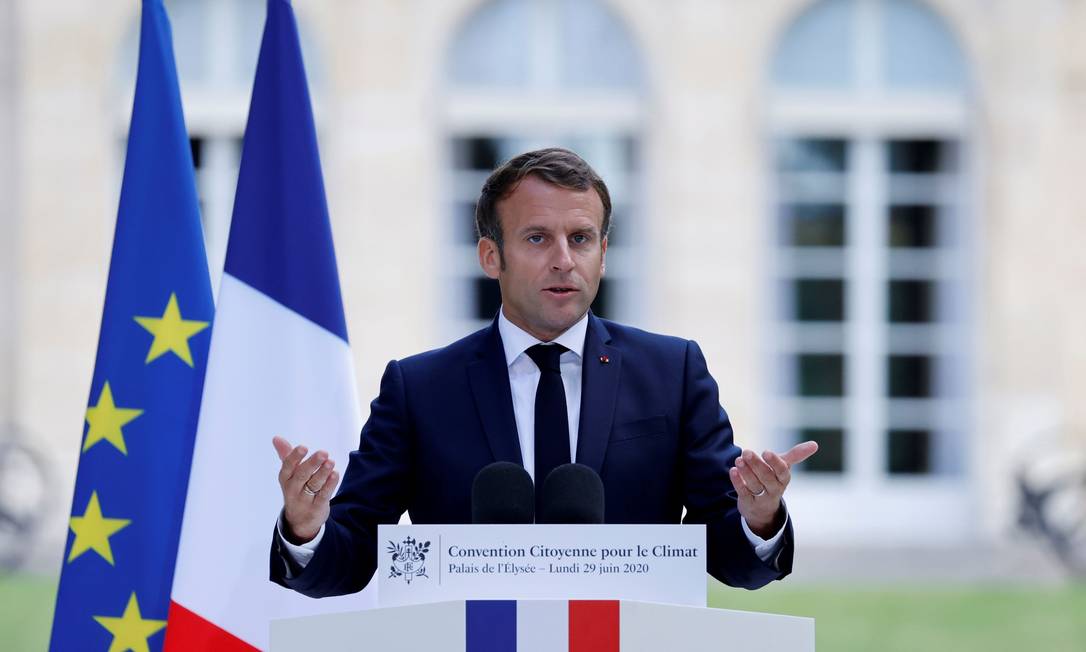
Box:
478, 175, 607, 342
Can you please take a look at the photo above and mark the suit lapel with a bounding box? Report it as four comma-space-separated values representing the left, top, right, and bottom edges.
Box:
576, 314, 621, 474
467, 319, 523, 466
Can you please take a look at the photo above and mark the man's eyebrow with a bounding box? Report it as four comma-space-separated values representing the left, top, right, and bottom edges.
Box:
568, 223, 601, 236
516, 223, 552, 235
515, 222, 600, 236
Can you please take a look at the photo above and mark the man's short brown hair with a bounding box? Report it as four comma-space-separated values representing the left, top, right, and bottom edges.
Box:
474, 147, 612, 256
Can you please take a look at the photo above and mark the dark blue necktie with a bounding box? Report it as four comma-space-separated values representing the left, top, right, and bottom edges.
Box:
526, 343, 571, 501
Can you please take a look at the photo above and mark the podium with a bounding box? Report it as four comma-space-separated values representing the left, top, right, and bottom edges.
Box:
270, 524, 815, 650
270, 599, 814, 651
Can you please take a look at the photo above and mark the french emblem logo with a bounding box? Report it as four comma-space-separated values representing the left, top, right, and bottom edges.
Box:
387, 537, 431, 584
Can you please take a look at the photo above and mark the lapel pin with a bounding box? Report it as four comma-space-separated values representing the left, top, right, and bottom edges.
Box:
599, 355, 610, 364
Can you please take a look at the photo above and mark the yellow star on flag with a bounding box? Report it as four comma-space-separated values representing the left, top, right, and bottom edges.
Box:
93, 592, 167, 652
134, 292, 209, 366
68, 491, 130, 565
84, 382, 143, 455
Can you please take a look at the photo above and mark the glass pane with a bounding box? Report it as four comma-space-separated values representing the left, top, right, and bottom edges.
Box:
474, 277, 502, 320
167, 0, 210, 82
777, 139, 848, 172
797, 354, 845, 396
888, 139, 956, 173
590, 278, 611, 320
781, 204, 846, 247
889, 204, 937, 247
771, 0, 855, 89
794, 279, 845, 321
888, 355, 932, 397
887, 429, 931, 474
620, 135, 639, 172
458, 201, 479, 243
559, 0, 643, 91
453, 136, 503, 171
607, 205, 628, 245
236, 0, 279, 84
797, 428, 844, 473
189, 137, 204, 169
888, 280, 934, 323
881, 0, 968, 90
446, 0, 532, 89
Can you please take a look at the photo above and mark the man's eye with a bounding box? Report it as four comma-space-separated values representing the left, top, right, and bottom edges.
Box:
572, 234, 589, 244
527, 234, 544, 244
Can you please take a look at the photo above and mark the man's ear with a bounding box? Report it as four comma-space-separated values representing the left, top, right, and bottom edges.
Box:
600, 235, 608, 276
478, 238, 501, 279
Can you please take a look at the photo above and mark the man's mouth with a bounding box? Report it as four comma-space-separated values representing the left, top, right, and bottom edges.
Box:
544, 286, 578, 295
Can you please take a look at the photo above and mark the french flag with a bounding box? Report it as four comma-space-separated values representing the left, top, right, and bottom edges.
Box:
165, 1, 374, 649
467, 600, 621, 652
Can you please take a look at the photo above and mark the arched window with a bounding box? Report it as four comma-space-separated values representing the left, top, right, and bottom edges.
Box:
117, 0, 322, 294
441, 0, 647, 337
767, 0, 974, 538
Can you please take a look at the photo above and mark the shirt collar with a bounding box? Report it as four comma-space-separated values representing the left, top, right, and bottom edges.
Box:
497, 307, 589, 367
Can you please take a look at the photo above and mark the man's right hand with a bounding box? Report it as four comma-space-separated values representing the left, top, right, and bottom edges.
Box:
273, 435, 340, 545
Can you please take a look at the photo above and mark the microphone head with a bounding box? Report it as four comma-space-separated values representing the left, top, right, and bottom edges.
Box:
472, 461, 535, 524
538, 463, 605, 524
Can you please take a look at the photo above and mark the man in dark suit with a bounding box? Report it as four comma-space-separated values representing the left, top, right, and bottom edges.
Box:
270, 148, 817, 598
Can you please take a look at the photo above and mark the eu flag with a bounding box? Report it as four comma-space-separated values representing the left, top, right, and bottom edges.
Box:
49, 1, 213, 650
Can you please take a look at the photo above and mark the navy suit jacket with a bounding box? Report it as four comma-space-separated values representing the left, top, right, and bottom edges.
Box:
271, 314, 793, 597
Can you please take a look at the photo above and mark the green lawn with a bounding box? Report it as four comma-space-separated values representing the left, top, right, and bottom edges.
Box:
0, 574, 57, 651
4, 573, 1084, 650
710, 579, 1086, 651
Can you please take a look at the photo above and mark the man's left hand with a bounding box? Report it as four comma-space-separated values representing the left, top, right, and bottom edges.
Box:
729, 441, 819, 539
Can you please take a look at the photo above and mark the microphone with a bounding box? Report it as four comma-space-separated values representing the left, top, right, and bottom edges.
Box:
538, 463, 605, 524
471, 462, 535, 524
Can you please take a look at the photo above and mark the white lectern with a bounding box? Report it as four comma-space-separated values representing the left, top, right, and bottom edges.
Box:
269, 525, 815, 651
271, 599, 814, 651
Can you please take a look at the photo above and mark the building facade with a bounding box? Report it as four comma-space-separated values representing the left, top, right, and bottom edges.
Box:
5, 0, 1086, 571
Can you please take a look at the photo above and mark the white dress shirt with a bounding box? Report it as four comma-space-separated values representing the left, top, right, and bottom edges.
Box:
278, 307, 786, 567
498, 308, 587, 484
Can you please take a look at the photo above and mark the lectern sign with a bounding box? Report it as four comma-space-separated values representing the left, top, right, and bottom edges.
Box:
377, 524, 707, 608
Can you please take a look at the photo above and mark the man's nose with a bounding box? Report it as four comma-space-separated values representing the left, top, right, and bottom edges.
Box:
550, 240, 575, 271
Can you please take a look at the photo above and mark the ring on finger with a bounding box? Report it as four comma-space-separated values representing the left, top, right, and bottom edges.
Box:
302, 483, 319, 496
752, 487, 767, 498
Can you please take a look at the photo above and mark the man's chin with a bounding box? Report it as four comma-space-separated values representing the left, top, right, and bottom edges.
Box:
518, 308, 585, 341
543, 307, 589, 332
